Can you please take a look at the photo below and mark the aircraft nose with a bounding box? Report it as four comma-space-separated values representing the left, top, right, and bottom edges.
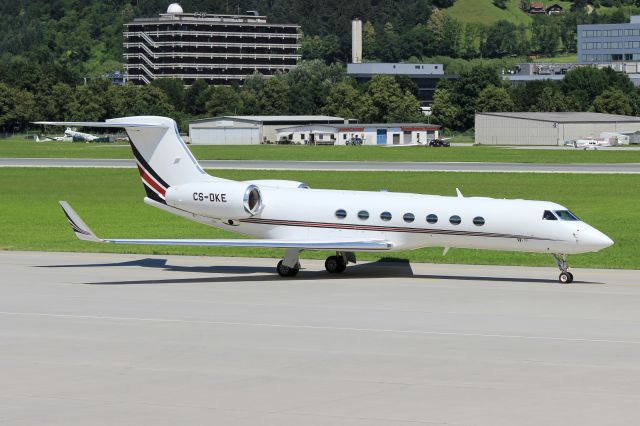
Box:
578, 227, 614, 250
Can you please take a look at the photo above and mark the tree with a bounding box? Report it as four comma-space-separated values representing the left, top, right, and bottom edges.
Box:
321, 81, 376, 122
366, 75, 422, 122
283, 60, 343, 115
257, 77, 291, 115
530, 86, 574, 112
431, 88, 460, 130
184, 79, 209, 116
561, 67, 610, 109
475, 85, 515, 112
151, 79, 186, 112
205, 86, 243, 116
591, 88, 633, 115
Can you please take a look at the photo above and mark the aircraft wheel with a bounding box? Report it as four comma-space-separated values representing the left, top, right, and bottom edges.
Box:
325, 256, 346, 274
559, 272, 573, 284
277, 260, 299, 277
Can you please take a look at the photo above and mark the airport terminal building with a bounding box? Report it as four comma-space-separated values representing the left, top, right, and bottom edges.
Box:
475, 112, 640, 146
123, 3, 301, 85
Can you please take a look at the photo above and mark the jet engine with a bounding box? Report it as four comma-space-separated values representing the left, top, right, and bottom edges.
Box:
165, 181, 262, 219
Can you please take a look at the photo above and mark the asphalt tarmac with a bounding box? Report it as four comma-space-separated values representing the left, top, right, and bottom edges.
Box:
1, 251, 639, 425
1, 157, 640, 173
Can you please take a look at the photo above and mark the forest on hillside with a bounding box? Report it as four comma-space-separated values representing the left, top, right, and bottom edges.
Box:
2, 0, 640, 133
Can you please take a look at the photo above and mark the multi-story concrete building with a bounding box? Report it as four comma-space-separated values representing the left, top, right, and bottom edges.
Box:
123, 3, 301, 85
578, 16, 640, 64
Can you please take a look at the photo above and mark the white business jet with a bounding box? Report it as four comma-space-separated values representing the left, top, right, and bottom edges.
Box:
36, 116, 614, 284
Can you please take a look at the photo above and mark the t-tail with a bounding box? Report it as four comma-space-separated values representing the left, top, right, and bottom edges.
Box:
35, 116, 215, 203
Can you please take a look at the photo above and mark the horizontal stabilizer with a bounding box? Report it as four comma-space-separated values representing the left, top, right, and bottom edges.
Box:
34, 121, 165, 128
59, 202, 392, 251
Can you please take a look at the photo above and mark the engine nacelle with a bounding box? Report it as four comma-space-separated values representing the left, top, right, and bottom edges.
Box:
165, 181, 262, 219
244, 179, 310, 189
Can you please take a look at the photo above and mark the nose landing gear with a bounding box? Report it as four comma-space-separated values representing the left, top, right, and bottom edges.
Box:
552, 254, 573, 284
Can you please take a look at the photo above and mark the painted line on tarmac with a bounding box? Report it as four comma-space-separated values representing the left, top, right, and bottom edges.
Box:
1, 311, 639, 345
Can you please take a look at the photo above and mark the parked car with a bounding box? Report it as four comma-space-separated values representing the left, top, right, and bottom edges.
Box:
429, 139, 450, 147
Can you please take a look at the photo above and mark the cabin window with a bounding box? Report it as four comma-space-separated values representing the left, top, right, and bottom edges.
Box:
380, 211, 392, 221
543, 210, 558, 220
335, 209, 347, 219
426, 214, 438, 224
554, 210, 579, 221
449, 215, 461, 225
358, 210, 370, 220
473, 216, 485, 226
403, 213, 415, 223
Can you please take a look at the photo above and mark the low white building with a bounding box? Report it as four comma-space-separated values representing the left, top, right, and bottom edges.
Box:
276, 123, 441, 145
188, 115, 347, 145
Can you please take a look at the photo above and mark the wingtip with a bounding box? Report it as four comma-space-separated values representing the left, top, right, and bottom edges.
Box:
59, 201, 102, 243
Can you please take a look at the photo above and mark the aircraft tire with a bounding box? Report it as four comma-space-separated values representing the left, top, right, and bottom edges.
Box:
277, 260, 300, 277
325, 256, 347, 274
559, 272, 573, 284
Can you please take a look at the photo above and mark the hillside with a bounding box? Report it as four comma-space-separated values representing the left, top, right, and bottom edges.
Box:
443, 0, 572, 25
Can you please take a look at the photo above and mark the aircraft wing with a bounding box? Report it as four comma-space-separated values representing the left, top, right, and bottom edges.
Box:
60, 201, 393, 251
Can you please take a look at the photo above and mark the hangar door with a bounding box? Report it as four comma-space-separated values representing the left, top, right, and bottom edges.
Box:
191, 127, 259, 145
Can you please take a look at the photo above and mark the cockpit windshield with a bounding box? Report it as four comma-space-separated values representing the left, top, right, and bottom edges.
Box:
543, 210, 557, 220
554, 210, 580, 221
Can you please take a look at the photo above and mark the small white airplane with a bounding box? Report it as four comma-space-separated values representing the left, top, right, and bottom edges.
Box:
64, 127, 98, 142
36, 116, 614, 284
35, 127, 98, 142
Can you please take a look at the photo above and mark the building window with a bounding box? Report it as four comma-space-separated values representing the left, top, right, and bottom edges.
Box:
473, 216, 485, 226
449, 215, 461, 225
426, 214, 438, 224
403, 213, 415, 223
343, 134, 347, 140
335, 209, 347, 219
301, 134, 305, 140
380, 211, 392, 221
358, 210, 369, 220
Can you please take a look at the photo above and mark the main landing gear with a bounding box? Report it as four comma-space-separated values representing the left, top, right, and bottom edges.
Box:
325, 252, 355, 274
552, 253, 573, 284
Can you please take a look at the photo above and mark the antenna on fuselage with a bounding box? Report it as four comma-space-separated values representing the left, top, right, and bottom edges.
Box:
456, 188, 464, 198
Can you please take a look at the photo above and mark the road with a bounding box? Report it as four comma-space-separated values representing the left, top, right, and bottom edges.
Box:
1, 251, 639, 425
1, 157, 640, 173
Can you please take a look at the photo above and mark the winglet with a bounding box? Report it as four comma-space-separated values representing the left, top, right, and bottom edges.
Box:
59, 201, 103, 243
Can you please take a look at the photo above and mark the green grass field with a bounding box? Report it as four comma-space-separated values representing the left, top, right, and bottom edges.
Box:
444, 0, 532, 25
1, 168, 637, 270
532, 53, 577, 63
2, 139, 640, 163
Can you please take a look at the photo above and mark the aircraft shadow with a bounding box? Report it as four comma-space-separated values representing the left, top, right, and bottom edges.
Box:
39, 258, 602, 286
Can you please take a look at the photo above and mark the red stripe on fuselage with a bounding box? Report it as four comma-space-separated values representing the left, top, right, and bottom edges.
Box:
137, 164, 166, 197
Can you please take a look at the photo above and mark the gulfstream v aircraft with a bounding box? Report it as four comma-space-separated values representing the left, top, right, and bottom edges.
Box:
37, 116, 613, 284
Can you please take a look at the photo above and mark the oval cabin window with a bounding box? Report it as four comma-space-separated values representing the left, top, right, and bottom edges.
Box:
358, 210, 370, 220
380, 211, 392, 221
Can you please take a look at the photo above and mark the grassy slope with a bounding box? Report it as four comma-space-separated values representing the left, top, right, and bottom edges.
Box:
443, 0, 532, 26
2, 140, 640, 163
0, 168, 637, 270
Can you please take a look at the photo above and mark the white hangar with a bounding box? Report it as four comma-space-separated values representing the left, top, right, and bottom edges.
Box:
475, 112, 640, 146
188, 115, 347, 145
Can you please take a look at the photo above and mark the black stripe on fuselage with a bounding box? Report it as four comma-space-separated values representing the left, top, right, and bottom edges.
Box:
129, 141, 170, 189
239, 217, 556, 241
